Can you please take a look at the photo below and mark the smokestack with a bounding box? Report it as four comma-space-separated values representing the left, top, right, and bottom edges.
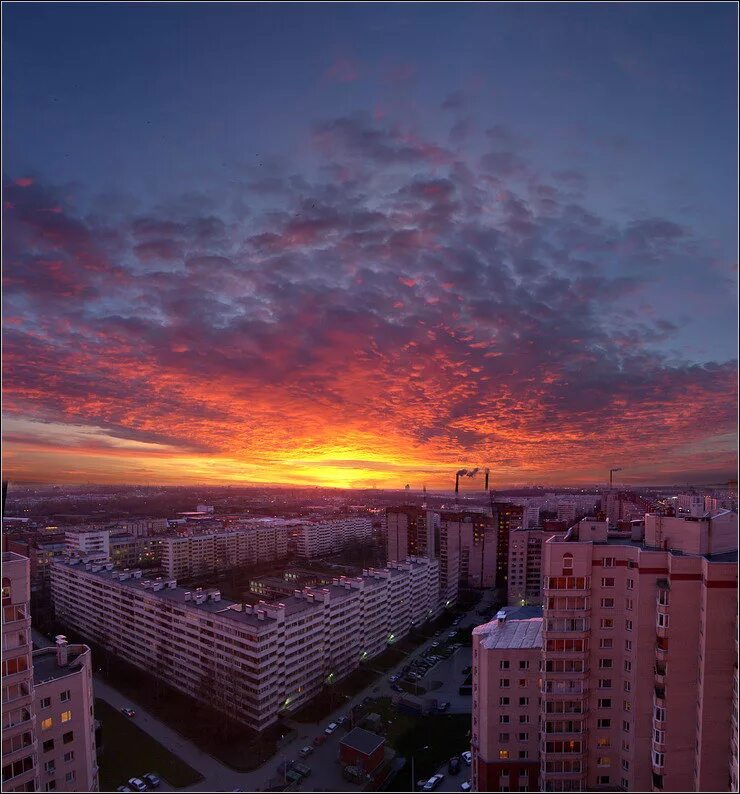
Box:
55, 635, 69, 667
455, 474, 459, 494
484, 468, 490, 491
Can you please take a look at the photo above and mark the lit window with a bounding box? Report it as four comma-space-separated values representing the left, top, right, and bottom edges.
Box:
60, 711, 72, 723
41, 717, 53, 730
499, 750, 510, 759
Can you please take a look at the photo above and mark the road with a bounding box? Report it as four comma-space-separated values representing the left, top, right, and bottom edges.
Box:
32, 590, 500, 791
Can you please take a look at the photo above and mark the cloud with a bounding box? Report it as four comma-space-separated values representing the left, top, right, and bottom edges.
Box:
2, 114, 736, 487
325, 57, 361, 83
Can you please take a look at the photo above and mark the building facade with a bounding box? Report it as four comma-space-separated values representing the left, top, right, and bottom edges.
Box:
295, 517, 373, 559
492, 502, 525, 589
50, 555, 442, 731
385, 507, 437, 562
472, 606, 543, 792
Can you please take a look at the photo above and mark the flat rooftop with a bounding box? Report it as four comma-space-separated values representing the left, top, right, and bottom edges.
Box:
32, 647, 85, 685
474, 606, 543, 650
340, 727, 385, 755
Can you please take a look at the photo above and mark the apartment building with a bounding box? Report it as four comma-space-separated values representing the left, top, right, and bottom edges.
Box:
117, 518, 169, 537
386, 507, 437, 562
2, 553, 98, 793
492, 503, 525, 589
295, 516, 373, 559
556, 502, 577, 527
2, 552, 38, 793
523, 506, 541, 530
64, 529, 110, 558
34, 638, 98, 792
472, 606, 543, 792
50, 555, 442, 730
439, 511, 497, 590
507, 528, 566, 606
539, 513, 738, 792
161, 524, 289, 579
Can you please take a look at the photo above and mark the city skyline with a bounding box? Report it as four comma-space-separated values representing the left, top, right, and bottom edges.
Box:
3, 3, 737, 489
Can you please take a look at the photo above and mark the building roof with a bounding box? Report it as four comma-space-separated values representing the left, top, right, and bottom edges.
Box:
474, 606, 543, 650
340, 727, 385, 756
32, 647, 86, 685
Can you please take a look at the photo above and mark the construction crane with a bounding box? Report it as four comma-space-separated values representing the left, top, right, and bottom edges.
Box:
609, 468, 623, 488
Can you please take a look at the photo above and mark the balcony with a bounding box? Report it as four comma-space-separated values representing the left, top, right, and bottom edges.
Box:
656, 623, 669, 640
655, 644, 668, 664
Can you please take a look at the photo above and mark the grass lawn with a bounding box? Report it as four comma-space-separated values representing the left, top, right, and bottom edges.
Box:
95, 699, 203, 790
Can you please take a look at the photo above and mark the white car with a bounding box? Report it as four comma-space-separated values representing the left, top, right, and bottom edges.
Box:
127, 779, 147, 793
460, 781, 471, 791
324, 722, 338, 735
462, 750, 472, 765
423, 774, 445, 791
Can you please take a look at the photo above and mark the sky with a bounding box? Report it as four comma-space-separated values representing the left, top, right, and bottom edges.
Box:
2, 2, 738, 489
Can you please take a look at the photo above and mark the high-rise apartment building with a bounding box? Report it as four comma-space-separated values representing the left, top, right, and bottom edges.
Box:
556, 502, 577, 527
2, 553, 98, 793
34, 638, 98, 792
523, 506, 541, 530
439, 511, 498, 590
539, 513, 737, 792
64, 529, 110, 558
295, 516, 373, 559
492, 502, 524, 589
386, 507, 437, 562
50, 555, 441, 731
2, 552, 38, 793
472, 606, 543, 792
507, 528, 565, 606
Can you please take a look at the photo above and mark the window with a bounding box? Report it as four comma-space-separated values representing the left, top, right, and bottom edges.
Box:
600, 598, 615, 609
599, 658, 613, 669
500, 660, 510, 670
500, 715, 510, 724
518, 750, 529, 760
519, 715, 530, 724
600, 639, 613, 649
657, 613, 669, 628
624, 640, 632, 652
625, 599, 633, 611
63, 752, 74, 764
626, 578, 634, 590
519, 660, 529, 670
519, 732, 529, 741
598, 698, 612, 708
625, 619, 633, 632
45, 782, 57, 792
499, 733, 510, 742
40, 697, 51, 709
518, 679, 527, 688
623, 700, 631, 712
65, 772, 75, 783
519, 697, 529, 706
500, 697, 510, 706
597, 757, 611, 767
601, 578, 615, 588
603, 558, 615, 568
499, 750, 510, 760
562, 554, 573, 570
621, 758, 630, 771
597, 775, 610, 785
622, 720, 631, 732
623, 681, 631, 693
597, 737, 610, 748
597, 719, 611, 729
41, 717, 53, 730
62, 731, 73, 745
600, 618, 614, 629
621, 740, 630, 752
599, 679, 612, 689
60, 710, 72, 723
42, 739, 54, 753
60, 690, 71, 703
44, 761, 55, 774
652, 751, 664, 768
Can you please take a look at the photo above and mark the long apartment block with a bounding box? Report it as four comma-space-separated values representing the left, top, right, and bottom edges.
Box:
50, 555, 441, 730
295, 517, 373, 559
161, 524, 289, 579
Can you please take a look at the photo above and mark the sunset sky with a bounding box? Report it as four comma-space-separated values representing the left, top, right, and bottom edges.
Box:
2, 3, 737, 488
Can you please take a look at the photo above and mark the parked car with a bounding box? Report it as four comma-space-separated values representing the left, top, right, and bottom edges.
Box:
312, 734, 326, 746
116, 788, 133, 793
460, 781, 471, 791
285, 769, 302, 784
391, 683, 403, 692
127, 779, 148, 793
436, 701, 450, 712
423, 774, 445, 790
143, 773, 160, 788
293, 763, 311, 778
431, 641, 440, 648
389, 674, 399, 683
461, 751, 472, 765
299, 746, 313, 757
324, 722, 338, 735
120, 707, 136, 718
448, 756, 461, 775
336, 715, 348, 726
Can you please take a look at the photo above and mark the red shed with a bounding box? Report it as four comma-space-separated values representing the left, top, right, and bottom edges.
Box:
339, 727, 385, 774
